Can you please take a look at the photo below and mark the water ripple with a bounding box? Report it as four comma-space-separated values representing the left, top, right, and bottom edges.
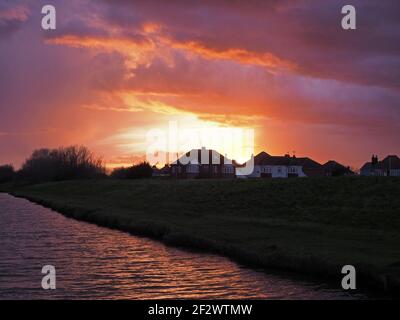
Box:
0, 193, 363, 300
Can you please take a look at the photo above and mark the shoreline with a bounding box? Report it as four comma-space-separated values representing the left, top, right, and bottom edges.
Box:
4, 184, 400, 297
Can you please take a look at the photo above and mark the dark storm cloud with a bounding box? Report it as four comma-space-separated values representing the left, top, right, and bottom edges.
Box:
94, 0, 400, 89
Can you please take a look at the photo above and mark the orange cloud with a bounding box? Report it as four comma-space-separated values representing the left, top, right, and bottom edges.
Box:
46, 30, 295, 74
45, 34, 157, 68
85, 91, 266, 128
142, 22, 163, 34
0, 5, 29, 22
46, 34, 153, 50
167, 40, 296, 71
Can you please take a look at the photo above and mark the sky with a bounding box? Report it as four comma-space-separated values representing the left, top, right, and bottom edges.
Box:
1, 0, 399, 169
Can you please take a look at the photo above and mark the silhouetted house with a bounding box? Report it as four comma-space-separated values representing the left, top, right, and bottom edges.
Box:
360, 155, 400, 177
323, 160, 354, 176
152, 165, 171, 177
170, 147, 235, 179
243, 152, 324, 178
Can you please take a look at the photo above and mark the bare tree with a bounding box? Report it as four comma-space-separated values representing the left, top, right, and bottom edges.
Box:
19, 146, 106, 182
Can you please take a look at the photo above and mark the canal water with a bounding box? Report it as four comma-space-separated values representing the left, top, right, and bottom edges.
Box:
0, 193, 363, 299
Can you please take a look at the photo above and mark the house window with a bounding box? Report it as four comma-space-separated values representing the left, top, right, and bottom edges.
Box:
213, 165, 219, 174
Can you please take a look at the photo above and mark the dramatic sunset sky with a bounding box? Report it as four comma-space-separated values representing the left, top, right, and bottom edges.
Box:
1, 0, 399, 168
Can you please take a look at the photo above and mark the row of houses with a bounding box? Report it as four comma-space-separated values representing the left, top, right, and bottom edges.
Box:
153, 147, 371, 179
153, 148, 400, 179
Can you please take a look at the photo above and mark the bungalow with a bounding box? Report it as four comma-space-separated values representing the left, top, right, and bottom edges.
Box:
322, 160, 354, 176
360, 155, 400, 177
242, 151, 324, 178
170, 147, 235, 179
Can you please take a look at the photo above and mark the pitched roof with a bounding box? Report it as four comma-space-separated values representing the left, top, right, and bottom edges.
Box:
296, 157, 322, 168
361, 155, 400, 172
360, 162, 372, 171
381, 155, 400, 169
255, 155, 291, 166
254, 151, 270, 162
323, 160, 340, 170
323, 160, 354, 175
323, 160, 351, 170
173, 148, 233, 165
361, 161, 385, 171
253, 152, 322, 168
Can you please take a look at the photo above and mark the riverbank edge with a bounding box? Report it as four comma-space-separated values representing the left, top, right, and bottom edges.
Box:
5, 190, 400, 296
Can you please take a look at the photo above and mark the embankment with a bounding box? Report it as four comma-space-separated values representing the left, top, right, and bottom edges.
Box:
2, 177, 400, 294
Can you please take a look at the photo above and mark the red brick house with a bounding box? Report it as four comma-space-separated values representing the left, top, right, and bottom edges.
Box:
170, 147, 235, 179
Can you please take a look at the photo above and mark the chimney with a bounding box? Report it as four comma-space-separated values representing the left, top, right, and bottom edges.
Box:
371, 155, 378, 166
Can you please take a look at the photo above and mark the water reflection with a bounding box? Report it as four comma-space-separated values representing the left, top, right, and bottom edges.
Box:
0, 193, 362, 299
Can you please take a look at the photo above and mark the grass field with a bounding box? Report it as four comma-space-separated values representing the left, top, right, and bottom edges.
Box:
1, 177, 400, 294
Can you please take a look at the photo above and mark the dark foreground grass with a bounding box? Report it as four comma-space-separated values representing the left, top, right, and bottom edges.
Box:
1, 177, 400, 294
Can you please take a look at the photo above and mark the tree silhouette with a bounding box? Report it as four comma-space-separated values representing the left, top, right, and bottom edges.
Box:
19, 146, 105, 182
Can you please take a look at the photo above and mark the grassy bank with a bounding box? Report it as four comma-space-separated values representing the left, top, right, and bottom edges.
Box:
1, 177, 400, 294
